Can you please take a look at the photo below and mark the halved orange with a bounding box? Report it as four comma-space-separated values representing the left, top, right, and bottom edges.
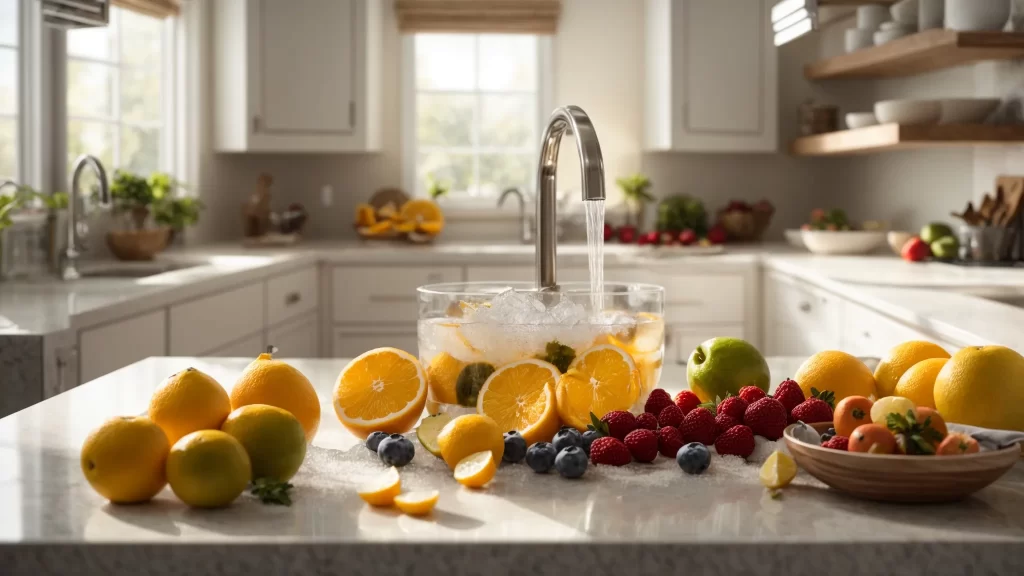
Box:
333, 348, 427, 439
399, 199, 444, 225
556, 344, 640, 431
476, 359, 560, 445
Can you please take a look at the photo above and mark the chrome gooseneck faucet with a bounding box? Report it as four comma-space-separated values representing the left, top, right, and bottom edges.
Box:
535, 105, 605, 289
63, 155, 111, 281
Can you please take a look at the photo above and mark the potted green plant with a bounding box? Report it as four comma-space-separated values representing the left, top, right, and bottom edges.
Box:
426, 173, 450, 202
616, 174, 655, 229
154, 196, 204, 243
110, 170, 157, 230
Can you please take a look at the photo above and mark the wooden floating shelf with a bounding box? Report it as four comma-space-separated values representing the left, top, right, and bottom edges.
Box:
790, 124, 1024, 156
805, 30, 1024, 80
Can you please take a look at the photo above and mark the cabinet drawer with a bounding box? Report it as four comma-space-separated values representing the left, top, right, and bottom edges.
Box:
206, 331, 265, 358
840, 301, 957, 357
333, 266, 462, 324
668, 323, 744, 366
268, 312, 320, 358
170, 284, 265, 355
267, 266, 318, 326
766, 273, 840, 338
611, 271, 744, 323
332, 328, 418, 358
80, 310, 167, 383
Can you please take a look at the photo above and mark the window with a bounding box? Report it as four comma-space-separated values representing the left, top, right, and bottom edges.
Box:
66, 7, 172, 176
407, 34, 547, 201
0, 0, 17, 181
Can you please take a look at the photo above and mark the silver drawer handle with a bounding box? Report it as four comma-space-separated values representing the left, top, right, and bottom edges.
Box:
799, 302, 812, 313
285, 292, 301, 305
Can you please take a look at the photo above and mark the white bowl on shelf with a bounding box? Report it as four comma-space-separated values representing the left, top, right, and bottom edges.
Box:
802, 230, 888, 255
874, 27, 913, 45
945, 0, 1011, 31
890, 0, 920, 25
846, 112, 879, 129
785, 229, 806, 249
874, 99, 941, 125
858, 4, 891, 30
845, 27, 875, 52
938, 98, 1001, 124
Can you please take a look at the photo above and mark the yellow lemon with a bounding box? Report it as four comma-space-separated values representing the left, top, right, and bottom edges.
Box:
220, 404, 307, 482
759, 451, 797, 490
476, 359, 561, 445
333, 347, 427, 439
80, 416, 169, 504
870, 396, 916, 425
893, 358, 948, 409
436, 414, 504, 470
358, 467, 402, 507
149, 367, 232, 445
394, 490, 439, 516
555, 344, 640, 431
231, 352, 321, 442
934, 345, 1024, 431
793, 351, 876, 404
874, 341, 951, 398
454, 451, 496, 488
166, 430, 251, 508
426, 352, 465, 406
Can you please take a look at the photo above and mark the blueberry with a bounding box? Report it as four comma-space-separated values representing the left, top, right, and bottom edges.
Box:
827, 427, 837, 435
366, 431, 389, 453
676, 442, 711, 475
503, 431, 528, 463
377, 434, 415, 467
525, 442, 558, 473
581, 430, 601, 455
552, 427, 582, 453
820, 431, 836, 442
555, 446, 588, 479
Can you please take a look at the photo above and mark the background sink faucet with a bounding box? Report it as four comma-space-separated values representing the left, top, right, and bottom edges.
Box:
63, 155, 111, 281
498, 187, 532, 244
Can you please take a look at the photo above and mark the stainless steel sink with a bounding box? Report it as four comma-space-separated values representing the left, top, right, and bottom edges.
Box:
77, 261, 198, 279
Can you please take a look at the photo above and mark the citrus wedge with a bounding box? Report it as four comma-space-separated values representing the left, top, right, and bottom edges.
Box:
454, 451, 496, 488
555, 344, 640, 431
629, 312, 666, 355
333, 348, 427, 438
416, 413, 455, 457
399, 198, 444, 225
759, 451, 797, 490
358, 466, 401, 506
426, 352, 466, 405
477, 359, 560, 445
394, 490, 439, 516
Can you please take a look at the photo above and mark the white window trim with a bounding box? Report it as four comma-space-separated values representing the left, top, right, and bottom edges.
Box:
401, 33, 554, 215
6, 0, 47, 189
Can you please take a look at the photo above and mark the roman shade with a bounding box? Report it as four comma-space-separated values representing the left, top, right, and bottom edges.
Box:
112, 0, 180, 18
395, 0, 561, 34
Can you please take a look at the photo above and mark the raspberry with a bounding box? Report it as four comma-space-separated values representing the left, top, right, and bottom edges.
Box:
714, 413, 740, 437
589, 436, 632, 466
791, 398, 834, 424
624, 429, 658, 463
673, 390, 701, 415
738, 386, 767, 404
658, 404, 684, 428
644, 389, 674, 416
635, 412, 659, 431
744, 397, 788, 440
715, 424, 755, 458
679, 407, 716, 445
600, 410, 637, 440
716, 396, 748, 421
773, 379, 805, 418
822, 435, 849, 451
657, 426, 684, 458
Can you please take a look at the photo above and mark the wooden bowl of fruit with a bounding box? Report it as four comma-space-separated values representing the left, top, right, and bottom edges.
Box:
784, 420, 1020, 503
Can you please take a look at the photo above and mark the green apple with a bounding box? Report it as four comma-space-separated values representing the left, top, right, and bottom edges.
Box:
930, 235, 959, 260
920, 222, 954, 245
686, 337, 770, 403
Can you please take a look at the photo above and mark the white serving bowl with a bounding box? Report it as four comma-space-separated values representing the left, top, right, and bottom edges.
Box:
945, 0, 1011, 31
802, 230, 888, 255
891, 0, 920, 25
874, 99, 941, 125
785, 229, 805, 249
887, 231, 914, 255
858, 4, 891, 30
938, 98, 1001, 124
846, 112, 879, 129
874, 27, 913, 45
845, 27, 875, 52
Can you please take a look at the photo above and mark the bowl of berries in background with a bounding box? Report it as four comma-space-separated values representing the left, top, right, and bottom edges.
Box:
800, 208, 887, 255
715, 200, 775, 243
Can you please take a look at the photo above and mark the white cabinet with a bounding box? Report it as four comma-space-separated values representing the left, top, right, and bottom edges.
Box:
645, 0, 778, 152
79, 310, 167, 383
333, 266, 463, 324
169, 284, 265, 356
207, 331, 266, 358
268, 312, 321, 358
764, 272, 841, 357
333, 328, 419, 359
213, 0, 381, 152
267, 266, 319, 326
840, 301, 960, 357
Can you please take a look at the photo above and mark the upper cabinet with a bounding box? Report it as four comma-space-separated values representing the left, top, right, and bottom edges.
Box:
213, 0, 382, 153
644, 0, 778, 153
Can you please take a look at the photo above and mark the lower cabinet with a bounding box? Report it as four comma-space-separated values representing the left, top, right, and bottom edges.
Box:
669, 323, 745, 365
268, 312, 321, 358
333, 328, 419, 358
207, 331, 266, 358
79, 310, 168, 383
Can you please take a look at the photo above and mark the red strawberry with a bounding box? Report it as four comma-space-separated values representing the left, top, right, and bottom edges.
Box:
635, 412, 659, 431
589, 436, 632, 466
738, 386, 767, 404
679, 407, 716, 445
715, 424, 755, 458
822, 435, 849, 451
657, 426, 684, 458
644, 389, 674, 416
600, 410, 637, 440
791, 398, 834, 424
743, 397, 788, 440
716, 396, 748, 421
624, 429, 658, 463
714, 413, 740, 437
658, 404, 684, 428
773, 379, 805, 417
673, 390, 702, 415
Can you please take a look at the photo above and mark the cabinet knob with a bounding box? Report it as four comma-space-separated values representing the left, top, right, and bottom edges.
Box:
798, 302, 812, 313
285, 292, 301, 305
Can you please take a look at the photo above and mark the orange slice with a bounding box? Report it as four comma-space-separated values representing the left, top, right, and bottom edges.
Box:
394, 219, 417, 234
556, 344, 640, 431
454, 451, 496, 488
357, 466, 401, 506
355, 203, 377, 227
417, 221, 444, 235
359, 220, 393, 237
333, 348, 427, 438
399, 199, 444, 225
476, 359, 560, 445
394, 490, 439, 515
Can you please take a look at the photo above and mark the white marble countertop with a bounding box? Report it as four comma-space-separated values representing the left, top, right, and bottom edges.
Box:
2, 357, 1023, 576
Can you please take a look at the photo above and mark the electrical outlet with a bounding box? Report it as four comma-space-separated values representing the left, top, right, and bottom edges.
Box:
321, 185, 333, 207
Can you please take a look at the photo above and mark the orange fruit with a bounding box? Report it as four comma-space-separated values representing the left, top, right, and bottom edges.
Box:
354, 203, 377, 227
80, 416, 169, 504
893, 358, 948, 409
220, 404, 307, 482
166, 430, 251, 508
476, 359, 561, 445
332, 347, 427, 439
874, 341, 950, 398
936, 432, 980, 455
417, 221, 444, 235
913, 406, 947, 438
555, 344, 640, 431
833, 396, 874, 438
934, 345, 1024, 431
399, 199, 444, 225
793, 351, 876, 404
231, 352, 321, 442
848, 423, 897, 454
359, 220, 394, 237
149, 367, 232, 444
436, 414, 504, 470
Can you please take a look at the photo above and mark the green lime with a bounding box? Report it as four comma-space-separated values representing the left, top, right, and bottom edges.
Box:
455, 363, 495, 407
920, 222, 954, 244
930, 236, 959, 260
416, 413, 455, 457
686, 337, 770, 403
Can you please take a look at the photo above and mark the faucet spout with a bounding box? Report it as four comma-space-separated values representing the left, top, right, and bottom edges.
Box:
535, 105, 605, 289
63, 155, 111, 281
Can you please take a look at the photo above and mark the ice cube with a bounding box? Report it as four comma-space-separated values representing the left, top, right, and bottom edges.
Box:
547, 295, 587, 325
475, 288, 548, 325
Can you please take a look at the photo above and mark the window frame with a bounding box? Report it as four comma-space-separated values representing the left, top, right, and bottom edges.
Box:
401, 33, 553, 212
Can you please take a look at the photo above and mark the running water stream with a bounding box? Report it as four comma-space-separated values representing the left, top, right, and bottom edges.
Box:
584, 199, 605, 312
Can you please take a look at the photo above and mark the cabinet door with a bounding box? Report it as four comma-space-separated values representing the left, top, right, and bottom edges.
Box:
254, 0, 355, 135
80, 310, 167, 383
333, 329, 418, 359
268, 312, 321, 358
764, 273, 840, 356
169, 283, 265, 356
207, 331, 266, 358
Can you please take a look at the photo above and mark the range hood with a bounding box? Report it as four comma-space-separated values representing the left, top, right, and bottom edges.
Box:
40, 0, 109, 29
